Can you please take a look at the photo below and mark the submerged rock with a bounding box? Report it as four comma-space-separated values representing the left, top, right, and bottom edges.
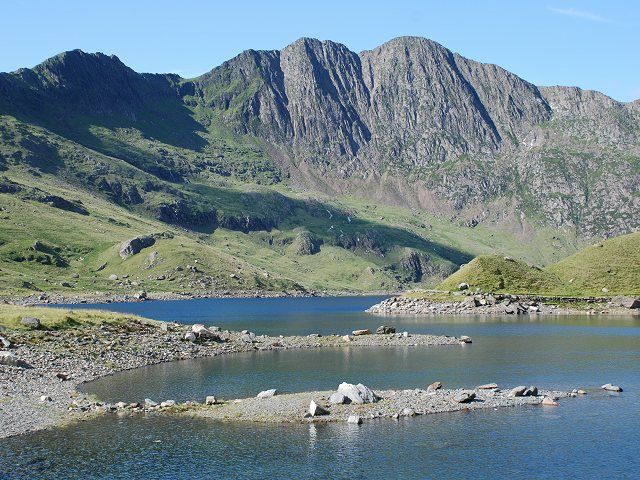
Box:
601, 383, 623, 392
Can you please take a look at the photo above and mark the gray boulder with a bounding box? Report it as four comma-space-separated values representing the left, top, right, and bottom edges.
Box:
337, 382, 379, 404
329, 393, 349, 404
257, 389, 277, 399
509, 386, 527, 397
20, 317, 40, 329
376, 325, 396, 334
347, 415, 362, 425
601, 383, 623, 392
426, 381, 442, 394
453, 391, 476, 403
524, 386, 539, 396
0, 337, 11, 349
309, 400, 329, 416
183, 332, 197, 342
119, 235, 156, 259
0, 351, 31, 368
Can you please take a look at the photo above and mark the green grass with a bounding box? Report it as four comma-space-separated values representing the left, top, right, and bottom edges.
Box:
437, 255, 565, 294
547, 231, 640, 295
434, 232, 640, 296
0, 304, 152, 331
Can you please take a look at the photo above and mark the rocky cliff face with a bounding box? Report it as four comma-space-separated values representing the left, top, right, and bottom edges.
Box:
1, 37, 638, 238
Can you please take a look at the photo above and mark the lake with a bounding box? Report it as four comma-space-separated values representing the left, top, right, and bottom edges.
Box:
1, 296, 638, 479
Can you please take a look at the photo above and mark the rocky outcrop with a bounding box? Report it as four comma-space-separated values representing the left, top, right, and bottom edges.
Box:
119, 235, 156, 259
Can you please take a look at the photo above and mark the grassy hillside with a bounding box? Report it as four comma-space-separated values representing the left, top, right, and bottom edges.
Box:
547, 231, 640, 295
436, 232, 640, 296
437, 256, 565, 294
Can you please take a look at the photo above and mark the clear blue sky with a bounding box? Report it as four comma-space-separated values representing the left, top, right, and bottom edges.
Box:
2, 0, 638, 101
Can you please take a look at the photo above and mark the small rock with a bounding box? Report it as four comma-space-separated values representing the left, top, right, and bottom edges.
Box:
144, 398, 158, 408
39, 395, 52, 403
0, 337, 11, 349
402, 331, 409, 338
342, 335, 352, 342
0, 351, 31, 368
309, 400, 329, 416
375, 325, 396, 335
426, 381, 442, 394
477, 383, 498, 390
115, 401, 128, 409
56, 372, 71, 381
542, 396, 559, 406
509, 386, 527, 397
524, 386, 539, 396
257, 389, 277, 399
458, 282, 469, 291
402, 408, 416, 416
601, 383, 623, 392
577, 389, 587, 395
20, 317, 41, 329
352, 329, 371, 336
96, 262, 107, 271
108, 274, 119, 281
160, 400, 176, 408
453, 391, 476, 403
459, 336, 472, 344
205, 396, 217, 405
329, 393, 349, 405
159, 322, 169, 332
347, 415, 362, 425
184, 332, 197, 342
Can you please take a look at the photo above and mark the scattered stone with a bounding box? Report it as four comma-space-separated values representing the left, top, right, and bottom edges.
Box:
458, 282, 469, 291
337, 382, 379, 404
542, 396, 559, 406
375, 325, 396, 335
601, 383, 623, 392
309, 400, 329, 416
347, 415, 362, 425
205, 396, 217, 405
452, 391, 476, 403
20, 317, 41, 329
509, 386, 527, 397
329, 393, 349, 405
352, 329, 371, 336
477, 383, 498, 390
257, 389, 277, 399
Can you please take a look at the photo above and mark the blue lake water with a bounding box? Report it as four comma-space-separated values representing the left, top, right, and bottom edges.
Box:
1, 296, 639, 479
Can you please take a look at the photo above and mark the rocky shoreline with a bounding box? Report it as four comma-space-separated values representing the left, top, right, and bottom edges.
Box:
366, 293, 640, 316
186, 385, 575, 424
3, 289, 394, 307
0, 319, 459, 438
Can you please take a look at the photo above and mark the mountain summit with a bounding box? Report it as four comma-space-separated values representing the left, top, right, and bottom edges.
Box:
1, 37, 638, 238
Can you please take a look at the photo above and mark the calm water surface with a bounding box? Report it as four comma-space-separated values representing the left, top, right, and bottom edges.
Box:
2, 297, 638, 479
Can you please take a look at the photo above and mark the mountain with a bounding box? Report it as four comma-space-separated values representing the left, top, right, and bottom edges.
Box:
0, 37, 638, 296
